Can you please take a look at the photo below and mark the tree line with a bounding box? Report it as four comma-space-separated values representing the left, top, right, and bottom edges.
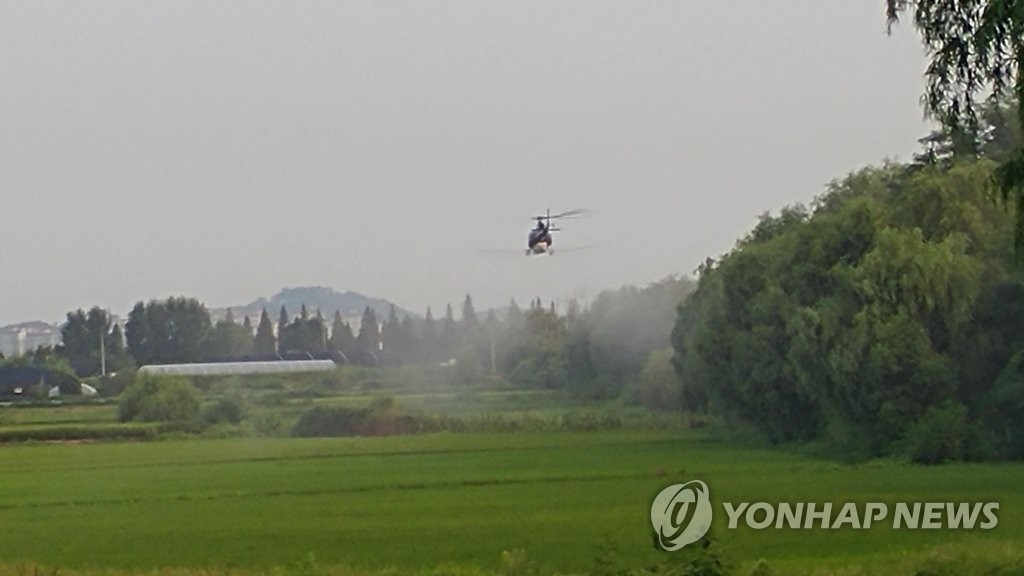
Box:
55, 298, 456, 372
42, 277, 692, 407
672, 101, 1024, 462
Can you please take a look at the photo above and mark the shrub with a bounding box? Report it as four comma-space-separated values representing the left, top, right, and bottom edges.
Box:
0, 423, 158, 443
97, 370, 136, 397
500, 548, 538, 576
317, 369, 348, 391
251, 412, 287, 436
904, 401, 990, 464
508, 353, 567, 390
259, 391, 287, 407
246, 375, 286, 391
202, 395, 246, 425
292, 396, 440, 438
454, 348, 486, 386
985, 353, 1024, 459
656, 530, 731, 576
634, 348, 681, 412
118, 374, 201, 423
561, 410, 622, 431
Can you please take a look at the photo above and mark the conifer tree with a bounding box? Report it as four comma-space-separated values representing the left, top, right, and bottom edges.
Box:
421, 307, 437, 362
356, 306, 381, 356
442, 303, 458, 360
254, 308, 277, 356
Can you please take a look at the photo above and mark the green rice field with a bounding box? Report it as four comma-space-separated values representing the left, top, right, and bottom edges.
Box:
0, 429, 1021, 575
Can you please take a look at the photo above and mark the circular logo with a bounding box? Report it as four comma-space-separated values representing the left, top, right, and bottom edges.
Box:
650, 480, 713, 551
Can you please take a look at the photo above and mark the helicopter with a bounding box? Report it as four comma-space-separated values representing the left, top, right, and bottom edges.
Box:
526, 208, 587, 255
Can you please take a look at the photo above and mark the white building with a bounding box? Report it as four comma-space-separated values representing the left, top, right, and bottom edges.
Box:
0, 322, 60, 357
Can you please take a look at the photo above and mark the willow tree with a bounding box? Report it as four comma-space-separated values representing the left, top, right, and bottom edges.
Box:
886, 0, 1024, 248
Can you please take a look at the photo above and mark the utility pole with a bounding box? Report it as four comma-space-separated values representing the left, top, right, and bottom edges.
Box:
100, 324, 106, 377
489, 327, 496, 374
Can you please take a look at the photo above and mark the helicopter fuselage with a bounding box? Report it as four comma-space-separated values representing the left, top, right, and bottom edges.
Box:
528, 241, 551, 255
527, 229, 553, 255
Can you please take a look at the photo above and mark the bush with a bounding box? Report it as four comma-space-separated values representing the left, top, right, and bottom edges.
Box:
202, 395, 246, 425
454, 348, 486, 386
985, 353, 1024, 459
633, 348, 681, 412
246, 375, 286, 391
561, 410, 622, 431
508, 353, 567, 390
317, 369, 348, 392
251, 412, 287, 436
96, 370, 136, 397
118, 374, 201, 423
500, 548, 538, 576
292, 399, 426, 438
258, 391, 287, 407
652, 529, 731, 576
904, 401, 990, 464
0, 423, 159, 443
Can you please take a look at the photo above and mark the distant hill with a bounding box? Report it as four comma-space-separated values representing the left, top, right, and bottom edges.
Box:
212, 287, 418, 326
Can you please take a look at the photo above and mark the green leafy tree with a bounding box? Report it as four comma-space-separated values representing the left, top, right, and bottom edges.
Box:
506, 305, 567, 389
125, 301, 153, 364
886, 1, 1024, 250
380, 306, 415, 366
206, 309, 255, 360
281, 306, 326, 355
628, 348, 681, 412
118, 374, 200, 422
986, 350, 1024, 459
125, 297, 212, 365
59, 307, 130, 376
886, 1, 1022, 135
672, 156, 1019, 455
166, 297, 213, 364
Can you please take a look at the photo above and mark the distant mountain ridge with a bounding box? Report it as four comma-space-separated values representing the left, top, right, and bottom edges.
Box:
212, 286, 418, 324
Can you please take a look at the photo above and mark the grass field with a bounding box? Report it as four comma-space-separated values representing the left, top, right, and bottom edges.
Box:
1, 430, 1021, 575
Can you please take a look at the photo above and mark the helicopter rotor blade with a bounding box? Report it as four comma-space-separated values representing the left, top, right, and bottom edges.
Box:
550, 208, 588, 219
551, 244, 599, 253
530, 208, 588, 220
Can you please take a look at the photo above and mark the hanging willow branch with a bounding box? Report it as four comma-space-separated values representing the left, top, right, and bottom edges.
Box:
887, 0, 1024, 254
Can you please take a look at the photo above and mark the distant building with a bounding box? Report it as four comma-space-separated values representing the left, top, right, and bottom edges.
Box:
0, 322, 60, 357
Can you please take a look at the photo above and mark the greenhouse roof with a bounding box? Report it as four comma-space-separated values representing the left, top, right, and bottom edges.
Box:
138, 360, 337, 376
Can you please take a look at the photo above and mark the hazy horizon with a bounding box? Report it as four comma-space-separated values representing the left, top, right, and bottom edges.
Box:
1, 2, 930, 325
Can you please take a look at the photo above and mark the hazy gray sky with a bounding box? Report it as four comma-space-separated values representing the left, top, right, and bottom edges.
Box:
1, 1, 929, 324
